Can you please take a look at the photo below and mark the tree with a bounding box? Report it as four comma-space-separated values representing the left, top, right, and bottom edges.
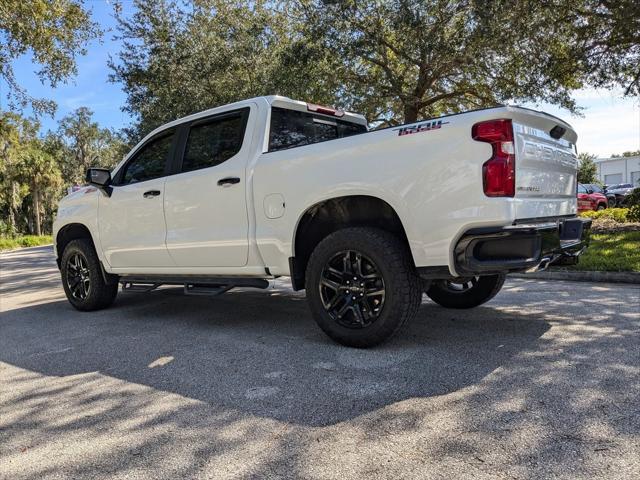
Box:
576, 0, 640, 96
0, 112, 63, 235
295, 0, 640, 125
14, 143, 62, 235
0, 112, 38, 232
0, 0, 100, 114
111, 1, 640, 131
577, 152, 598, 184
1, 108, 126, 236
611, 150, 640, 158
54, 107, 128, 185
109, 0, 344, 138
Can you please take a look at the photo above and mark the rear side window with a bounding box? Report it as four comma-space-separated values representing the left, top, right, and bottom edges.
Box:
120, 132, 174, 185
181, 109, 248, 173
268, 107, 367, 152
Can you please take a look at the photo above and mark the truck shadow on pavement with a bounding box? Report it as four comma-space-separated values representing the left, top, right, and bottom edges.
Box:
1, 281, 550, 427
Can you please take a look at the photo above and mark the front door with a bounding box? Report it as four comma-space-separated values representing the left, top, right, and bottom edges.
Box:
99, 130, 176, 268
163, 107, 251, 267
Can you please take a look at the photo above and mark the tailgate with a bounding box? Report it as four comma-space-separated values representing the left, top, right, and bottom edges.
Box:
512, 109, 578, 220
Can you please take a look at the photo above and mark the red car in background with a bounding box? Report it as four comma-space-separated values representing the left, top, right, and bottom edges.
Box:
577, 183, 608, 212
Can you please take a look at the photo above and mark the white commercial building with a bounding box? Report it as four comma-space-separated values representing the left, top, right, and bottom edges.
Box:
594, 155, 640, 187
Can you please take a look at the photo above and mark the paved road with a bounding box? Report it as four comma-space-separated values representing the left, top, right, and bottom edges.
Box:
1, 246, 639, 479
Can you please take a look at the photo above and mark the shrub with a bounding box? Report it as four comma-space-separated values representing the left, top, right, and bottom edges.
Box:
625, 187, 640, 222
580, 208, 629, 223
0, 220, 17, 237
0, 235, 53, 250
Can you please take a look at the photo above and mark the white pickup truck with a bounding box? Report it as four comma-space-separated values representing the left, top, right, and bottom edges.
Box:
53, 95, 590, 347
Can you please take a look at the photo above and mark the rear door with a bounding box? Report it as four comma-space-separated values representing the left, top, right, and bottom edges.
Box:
512, 112, 578, 219
163, 107, 251, 267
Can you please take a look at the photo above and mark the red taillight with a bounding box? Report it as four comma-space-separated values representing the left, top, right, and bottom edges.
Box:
307, 103, 345, 117
472, 119, 515, 197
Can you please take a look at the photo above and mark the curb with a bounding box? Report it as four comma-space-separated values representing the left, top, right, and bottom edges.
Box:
511, 270, 640, 284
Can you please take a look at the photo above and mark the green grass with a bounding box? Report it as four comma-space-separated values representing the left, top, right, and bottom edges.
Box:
562, 231, 640, 272
0, 235, 53, 251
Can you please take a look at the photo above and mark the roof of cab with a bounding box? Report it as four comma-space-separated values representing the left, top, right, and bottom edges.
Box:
146, 95, 366, 139
116, 96, 367, 169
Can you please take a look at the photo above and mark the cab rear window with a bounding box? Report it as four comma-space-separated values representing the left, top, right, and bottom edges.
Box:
268, 107, 366, 152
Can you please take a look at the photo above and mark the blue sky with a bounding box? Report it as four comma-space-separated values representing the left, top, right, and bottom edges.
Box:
3, 0, 639, 158
1, 0, 129, 134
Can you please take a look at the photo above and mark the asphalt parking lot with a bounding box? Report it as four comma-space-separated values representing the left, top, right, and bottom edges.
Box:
1, 246, 639, 479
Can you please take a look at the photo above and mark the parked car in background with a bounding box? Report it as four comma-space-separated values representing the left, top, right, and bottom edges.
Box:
578, 183, 608, 212
605, 183, 634, 206
584, 183, 616, 208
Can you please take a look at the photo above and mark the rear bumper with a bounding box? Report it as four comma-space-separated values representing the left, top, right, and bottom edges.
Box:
453, 217, 592, 276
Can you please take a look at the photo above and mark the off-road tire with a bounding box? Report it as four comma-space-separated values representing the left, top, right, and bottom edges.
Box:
60, 238, 118, 311
305, 227, 422, 348
426, 274, 505, 309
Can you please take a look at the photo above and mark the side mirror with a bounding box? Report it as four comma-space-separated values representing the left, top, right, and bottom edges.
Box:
586, 189, 594, 194
86, 168, 112, 196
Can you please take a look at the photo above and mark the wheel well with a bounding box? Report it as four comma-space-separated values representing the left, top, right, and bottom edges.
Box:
290, 195, 412, 290
55, 223, 94, 268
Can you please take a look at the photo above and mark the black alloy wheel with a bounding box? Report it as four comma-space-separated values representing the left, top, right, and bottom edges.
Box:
66, 252, 91, 300
319, 250, 386, 329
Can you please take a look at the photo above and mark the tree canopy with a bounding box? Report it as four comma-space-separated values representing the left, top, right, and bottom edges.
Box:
0, 0, 100, 115
110, 0, 640, 137
109, 0, 341, 139
54, 107, 128, 184
611, 151, 640, 158
577, 152, 598, 184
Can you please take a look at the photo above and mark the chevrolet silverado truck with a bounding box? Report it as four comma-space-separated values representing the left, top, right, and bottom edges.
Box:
53, 96, 591, 347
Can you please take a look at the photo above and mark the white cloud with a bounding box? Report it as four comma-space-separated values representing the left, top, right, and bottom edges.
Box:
525, 89, 640, 157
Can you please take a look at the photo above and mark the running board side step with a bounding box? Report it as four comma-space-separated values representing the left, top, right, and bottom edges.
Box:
184, 284, 233, 296
119, 275, 269, 296
122, 282, 161, 292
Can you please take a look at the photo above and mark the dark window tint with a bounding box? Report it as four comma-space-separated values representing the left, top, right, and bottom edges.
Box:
121, 133, 173, 185
589, 184, 602, 193
269, 107, 367, 152
182, 110, 247, 173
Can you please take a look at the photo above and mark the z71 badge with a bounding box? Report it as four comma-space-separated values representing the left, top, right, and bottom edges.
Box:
394, 120, 449, 136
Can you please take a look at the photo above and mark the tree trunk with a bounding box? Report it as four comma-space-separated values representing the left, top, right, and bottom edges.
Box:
32, 182, 41, 236
403, 103, 420, 124
8, 182, 17, 232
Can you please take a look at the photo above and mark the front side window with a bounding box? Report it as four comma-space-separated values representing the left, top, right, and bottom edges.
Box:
577, 184, 587, 194
268, 107, 367, 152
181, 109, 248, 173
120, 132, 173, 185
